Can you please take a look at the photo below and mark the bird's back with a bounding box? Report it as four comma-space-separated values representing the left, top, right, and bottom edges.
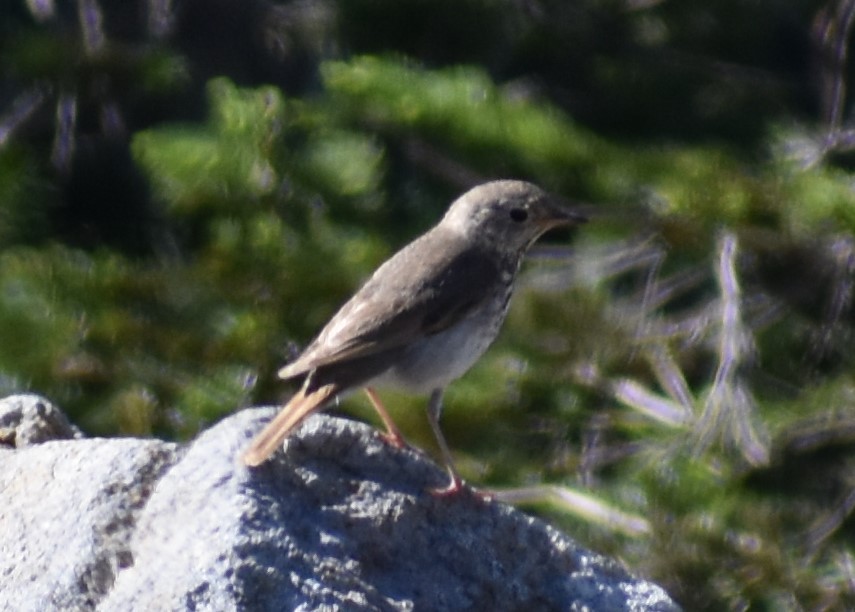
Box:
278, 226, 505, 383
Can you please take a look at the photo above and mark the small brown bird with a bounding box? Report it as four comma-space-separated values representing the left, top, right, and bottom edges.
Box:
242, 180, 586, 493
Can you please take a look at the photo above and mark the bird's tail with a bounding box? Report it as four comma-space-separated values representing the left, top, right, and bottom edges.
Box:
241, 383, 338, 467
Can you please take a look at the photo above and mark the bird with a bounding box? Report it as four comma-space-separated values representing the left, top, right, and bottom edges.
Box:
242, 180, 587, 494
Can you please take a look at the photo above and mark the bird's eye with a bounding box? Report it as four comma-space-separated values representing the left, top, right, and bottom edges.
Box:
509, 208, 528, 223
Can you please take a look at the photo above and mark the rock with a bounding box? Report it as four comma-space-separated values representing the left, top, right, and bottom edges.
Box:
0, 393, 83, 447
0, 395, 679, 611
0, 414, 177, 610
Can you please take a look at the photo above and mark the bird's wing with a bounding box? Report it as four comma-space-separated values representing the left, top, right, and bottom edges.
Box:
278, 232, 501, 379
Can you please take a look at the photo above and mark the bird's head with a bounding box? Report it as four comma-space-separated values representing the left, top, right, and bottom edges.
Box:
441, 180, 587, 254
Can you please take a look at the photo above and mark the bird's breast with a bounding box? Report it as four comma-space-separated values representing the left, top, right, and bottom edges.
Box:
371, 280, 514, 393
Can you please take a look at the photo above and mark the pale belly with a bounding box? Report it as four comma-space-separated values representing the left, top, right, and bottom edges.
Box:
370, 301, 508, 394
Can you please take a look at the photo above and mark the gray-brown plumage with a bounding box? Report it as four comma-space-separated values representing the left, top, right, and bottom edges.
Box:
242, 180, 586, 493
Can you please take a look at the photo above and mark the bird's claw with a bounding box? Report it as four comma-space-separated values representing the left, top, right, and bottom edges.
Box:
429, 475, 494, 501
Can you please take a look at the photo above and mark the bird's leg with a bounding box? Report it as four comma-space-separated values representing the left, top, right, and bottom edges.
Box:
364, 387, 407, 448
426, 388, 468, 496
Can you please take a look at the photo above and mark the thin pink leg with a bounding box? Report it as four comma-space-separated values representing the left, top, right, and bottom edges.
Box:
364, 387, 407, 448
426, 389, 469, 496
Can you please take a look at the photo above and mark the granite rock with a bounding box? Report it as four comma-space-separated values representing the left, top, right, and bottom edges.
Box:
0, 395, 679, 611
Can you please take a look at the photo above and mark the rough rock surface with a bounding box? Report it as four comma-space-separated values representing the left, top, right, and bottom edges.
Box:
0, 393, 83, 447
0, 394, 679, 611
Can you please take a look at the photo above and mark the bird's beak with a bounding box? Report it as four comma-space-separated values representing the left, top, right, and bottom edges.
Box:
539, 198, 589, 230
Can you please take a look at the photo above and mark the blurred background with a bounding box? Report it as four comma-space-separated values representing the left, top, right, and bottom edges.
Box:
2, 0, 855, 608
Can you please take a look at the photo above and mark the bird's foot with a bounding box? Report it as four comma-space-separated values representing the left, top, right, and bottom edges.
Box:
429, 475, 493, 501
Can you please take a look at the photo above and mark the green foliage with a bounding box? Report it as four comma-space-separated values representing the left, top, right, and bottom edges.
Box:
322, 57, 601, 190
298, 129, 384, 197
782, 165, 855, 231
2, 76, 393, 435
133, 79, 286, 212
0, 148, 51, 245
